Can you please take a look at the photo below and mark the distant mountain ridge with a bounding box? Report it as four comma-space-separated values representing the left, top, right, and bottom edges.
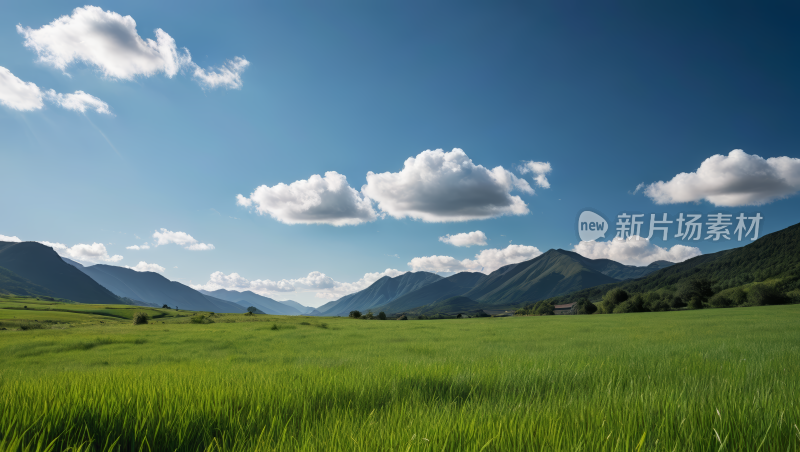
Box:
67, 262, 247, 313
316, 272, 443, 317
372, 250, 671, 315
199, 289, 303, 316
0, 241, 121, 304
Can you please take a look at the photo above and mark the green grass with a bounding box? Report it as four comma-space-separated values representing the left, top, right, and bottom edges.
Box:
1, 301, 799, 451
0, 296, 189, 330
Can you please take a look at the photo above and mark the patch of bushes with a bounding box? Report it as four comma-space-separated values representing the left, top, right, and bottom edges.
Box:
132, 312, 149, 325
190, 315, 214, 324
397, 315, 408, 320
378, 311, 387, 320
349, 310, 361, 319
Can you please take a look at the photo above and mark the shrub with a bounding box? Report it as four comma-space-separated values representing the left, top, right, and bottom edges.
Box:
687, 296, 704, 310
247, 306, 258, 314
364, 311, 375, 320
271, 323, 279, 330
418, 315, 428, 320
162, 304, 170, 309
731, 288, 748, 306
456, 313, 463, 319
677, 278, 714, 305
709, 293, 733, 308
132, 312, 149, 325
600, 288, 629, 313
613, 294, 646, 313
748, 285, 789, 306
315, 322, 328, 329
535, 302, 555, 316
378, 311, 387, 320
300, 321, 310, 325
648, 299, 670, 312
397, 315, 408, 320
349, 310, 362, 319
19, 322, 44, 331
669, 296, 687, 309
577, 298, 597, 315
244, 311, 253, 316
190, 315, 214, 324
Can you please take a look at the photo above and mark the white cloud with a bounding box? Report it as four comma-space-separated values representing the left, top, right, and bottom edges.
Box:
126, 243, 150, 250
44, 89, 110, 114
0, 65, 111, 114
237, 171, 378, 226
645, 149, 800, 207
518, 161, 552, 189
192, 268, 405, 300
572, 235, 701, 266
38, 241, 123, 264
17, 6, 247, 89
125, 261, 165, 273
630, 182, 645, 195
439, 231, 488, 247
363, 149, 533, 222
0, 66, 44, 111
409, 244, 542, 274
1, 234, 22, 242
192, 57, 249, 90
152, 228, 214, 250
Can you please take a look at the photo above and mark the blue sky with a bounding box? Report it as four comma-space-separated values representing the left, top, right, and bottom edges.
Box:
1, 1, 799, 306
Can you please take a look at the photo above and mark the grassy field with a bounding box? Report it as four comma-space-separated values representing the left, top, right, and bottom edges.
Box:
1, 299, 799, 451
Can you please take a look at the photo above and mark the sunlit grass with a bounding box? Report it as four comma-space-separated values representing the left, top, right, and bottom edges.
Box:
1, 303, 799, 451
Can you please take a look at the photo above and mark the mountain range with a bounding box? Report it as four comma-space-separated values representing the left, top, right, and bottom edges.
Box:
198, 289, 309, 316
315, 271, 444, 317
5, 221, 797, 317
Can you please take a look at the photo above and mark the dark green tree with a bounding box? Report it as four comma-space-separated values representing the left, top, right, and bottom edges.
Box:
378, 311, 387, 320
600, 288, 629, 313
349, 310, 361, 318
247, 306, 258, 314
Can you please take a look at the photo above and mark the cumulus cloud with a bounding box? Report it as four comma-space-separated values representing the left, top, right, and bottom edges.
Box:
38, 241, 123, 264
0, 66, 44, 111
237, 171, 378, 226
125, 261, 165, 273
44, 89, 110, 114
572, 235, 702, 266
409, 244, 542, 274
191, 268, 405, 300
17, 6, 248, 89
1, 234, 22, 242
518, 161, 552, 189
363, 148, 533, 222
193, 57, 249, 90
645, 149, 800, 207
152, 229, 214, 250
439, 231, 488, 247
126, 244, 150, 250
0, 66, 109, 113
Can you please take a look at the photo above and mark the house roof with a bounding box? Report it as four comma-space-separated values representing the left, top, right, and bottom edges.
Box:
554, 302, 577, 309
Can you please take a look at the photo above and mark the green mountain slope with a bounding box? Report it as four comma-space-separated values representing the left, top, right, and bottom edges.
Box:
317, 272, 443, 316
377, 272, 485, 314
71, 263, 246, 313
463, 249, 621, 307
0, 242, 121, 304
0, 266, 53, 297
542, 221, 800, 306
413, 296, 483, 315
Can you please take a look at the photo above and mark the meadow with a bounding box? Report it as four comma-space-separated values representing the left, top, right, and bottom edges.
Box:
1, 297, 799, 451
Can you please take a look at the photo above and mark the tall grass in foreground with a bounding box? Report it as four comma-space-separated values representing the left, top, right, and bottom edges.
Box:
1, 306, 799, 451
